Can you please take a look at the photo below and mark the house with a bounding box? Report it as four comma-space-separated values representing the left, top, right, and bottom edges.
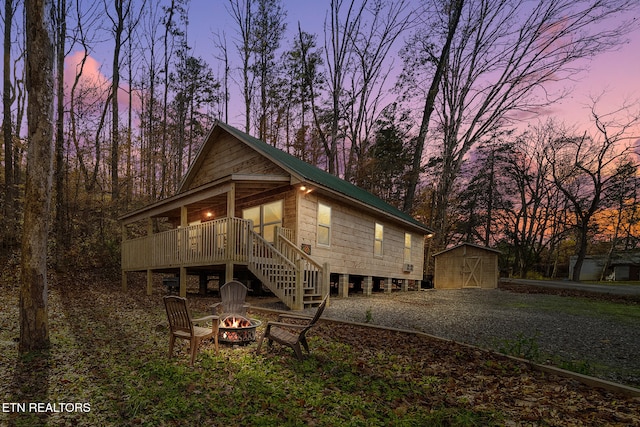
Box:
120, 121, 432, 309
433, 243, 500, 289
569, 252, 640, 281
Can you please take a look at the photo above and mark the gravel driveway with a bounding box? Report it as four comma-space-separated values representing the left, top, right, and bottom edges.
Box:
252, 288, 640, 387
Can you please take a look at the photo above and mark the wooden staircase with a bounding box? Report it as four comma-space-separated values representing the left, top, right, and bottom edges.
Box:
247, 227, 328, 310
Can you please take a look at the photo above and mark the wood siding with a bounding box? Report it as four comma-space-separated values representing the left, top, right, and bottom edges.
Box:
296, 193, 424, 280
186, 133, 287, 190
434, 245, 498, 289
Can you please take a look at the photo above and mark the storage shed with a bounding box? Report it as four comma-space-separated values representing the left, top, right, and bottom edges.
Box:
433, 243, 500, 289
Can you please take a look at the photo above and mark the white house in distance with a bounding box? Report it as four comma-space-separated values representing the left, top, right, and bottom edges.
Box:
120, 121, 433, 309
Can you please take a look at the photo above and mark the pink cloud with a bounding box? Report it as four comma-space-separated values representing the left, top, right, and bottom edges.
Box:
64, 50, 139, 112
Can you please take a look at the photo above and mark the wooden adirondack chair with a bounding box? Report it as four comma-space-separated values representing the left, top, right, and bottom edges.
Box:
211, 280, 250, 316
256, 295, 328, 360
164, 296, 219, 366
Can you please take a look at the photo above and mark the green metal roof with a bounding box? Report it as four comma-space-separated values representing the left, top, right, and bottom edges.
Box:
217, 121, 431, 233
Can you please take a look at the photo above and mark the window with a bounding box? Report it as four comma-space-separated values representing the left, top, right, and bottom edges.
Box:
404, 233, 412, 263
317, 203, 331, 246
374, 223, 384, 257
242, 200, 283, 242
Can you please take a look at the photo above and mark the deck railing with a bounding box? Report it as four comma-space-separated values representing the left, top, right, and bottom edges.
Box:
121, 217, 251, 270
275, 227, 329, 305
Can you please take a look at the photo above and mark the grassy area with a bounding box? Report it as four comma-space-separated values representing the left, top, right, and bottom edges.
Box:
501, 294, 640, 325
1, 271, 639, 426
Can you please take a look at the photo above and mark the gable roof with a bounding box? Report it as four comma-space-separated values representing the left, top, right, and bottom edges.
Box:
186, 121, 431, 233
433, 243, 501, 257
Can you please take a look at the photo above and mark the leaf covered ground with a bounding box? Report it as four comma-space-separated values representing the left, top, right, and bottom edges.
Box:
1, 267, 639, 426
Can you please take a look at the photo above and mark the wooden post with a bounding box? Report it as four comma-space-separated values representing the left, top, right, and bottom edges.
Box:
385, 277, 393, 293
364, 276, 373, 296
294, 258, 304, 310
338, 273, 348, 298
121, 225, 127, 291
180, 267, 187, 298
227, 183, 235, 217
180, 207, 188, 297
401, 278, 409, 292
146, 269, 152, 295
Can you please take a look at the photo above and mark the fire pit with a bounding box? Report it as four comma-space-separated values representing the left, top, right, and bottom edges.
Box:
218, 315, 262, 345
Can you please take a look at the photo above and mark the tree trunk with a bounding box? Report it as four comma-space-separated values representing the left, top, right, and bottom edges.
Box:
2, 0, 16, 247
21, 0, 54, 353
53, 0, 67, 270
403, 0, 464, 213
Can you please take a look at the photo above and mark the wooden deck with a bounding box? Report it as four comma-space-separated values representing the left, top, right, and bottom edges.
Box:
122, 217, 329, 309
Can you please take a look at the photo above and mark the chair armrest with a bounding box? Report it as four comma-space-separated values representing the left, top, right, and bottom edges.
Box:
277, 313, 312, 322
210, 302, 222, 314
192, 315, 219, 324
266, 321, 307, 330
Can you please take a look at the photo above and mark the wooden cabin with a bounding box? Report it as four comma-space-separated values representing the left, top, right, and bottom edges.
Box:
120, 121, 432, 309
433, 243, 500, 289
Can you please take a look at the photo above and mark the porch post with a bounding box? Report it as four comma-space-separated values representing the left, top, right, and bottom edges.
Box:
338, 274, 349, 298
225, 184, 237, 283
385, 277, 393, 293
180, 207, 188, 297
363, 276, 373, 296
227, 183, 236, 217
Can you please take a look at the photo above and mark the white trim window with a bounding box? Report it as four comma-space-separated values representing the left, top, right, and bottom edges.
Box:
374, 222, 384, 257
404, 233, 412, 263
317, 202, 331, 246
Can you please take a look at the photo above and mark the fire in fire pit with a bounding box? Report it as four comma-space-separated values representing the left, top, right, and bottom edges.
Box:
218, 315, 262, 345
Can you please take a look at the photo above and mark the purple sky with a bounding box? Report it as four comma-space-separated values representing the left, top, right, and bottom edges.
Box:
75, 1, 639, 141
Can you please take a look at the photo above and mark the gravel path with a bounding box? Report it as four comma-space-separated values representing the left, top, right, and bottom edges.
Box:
251, 288, 640, 387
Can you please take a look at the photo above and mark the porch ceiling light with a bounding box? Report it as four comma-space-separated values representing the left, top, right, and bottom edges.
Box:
206, 212, 213, 218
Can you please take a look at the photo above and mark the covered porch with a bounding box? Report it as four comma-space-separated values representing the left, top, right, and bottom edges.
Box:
120, 176, 329, 310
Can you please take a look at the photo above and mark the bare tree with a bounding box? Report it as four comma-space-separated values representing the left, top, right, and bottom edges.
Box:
228, 0, 253, 133
343, 0, 412, 182
2, 0, 19, 247
402, 0, 464, 212
404, 0, 638, 251
546, 101, 640, 281
20, 0, 54, 352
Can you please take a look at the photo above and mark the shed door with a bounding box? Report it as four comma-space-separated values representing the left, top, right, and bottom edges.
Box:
462, 257, 481, 288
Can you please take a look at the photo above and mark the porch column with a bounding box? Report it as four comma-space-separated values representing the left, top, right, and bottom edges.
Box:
338, 274, 349, 298
225, 198, 235, 283
227, 183, 235, 217
180, 207, 188, 297
385, 277, 393, 293
363, 276, 373, 296
401, 278, 409, 292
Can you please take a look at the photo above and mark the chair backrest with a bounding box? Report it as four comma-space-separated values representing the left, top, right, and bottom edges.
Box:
219, 280, 248, 315
300, 294, 329, 335
164, 296, 193, 336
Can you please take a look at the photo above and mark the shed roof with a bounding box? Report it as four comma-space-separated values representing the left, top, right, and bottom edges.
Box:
433, 242, 501, 257
202, 122, 431, 233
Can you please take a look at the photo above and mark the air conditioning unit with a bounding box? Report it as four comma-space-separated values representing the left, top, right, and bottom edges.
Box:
403, 263, 414, 272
